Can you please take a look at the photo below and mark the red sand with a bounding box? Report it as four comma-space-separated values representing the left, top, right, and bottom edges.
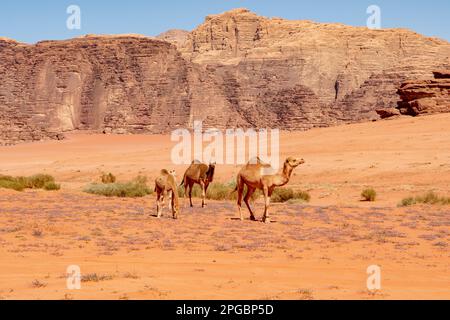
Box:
0, 114, 449, 300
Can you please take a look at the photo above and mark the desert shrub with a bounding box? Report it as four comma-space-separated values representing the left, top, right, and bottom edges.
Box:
400, 197, 416, 207
81, 273, 113, 283
27, 174, 55, 189
133, 175, 148, 185
292, 190, 311, 203
0, 179, 26, 191
271, 188, 311, 203
400, 192, 450, 207
177, 184, 202, 198
205, 182, 232, 201
0, 174, 58, 192
271, 188, 294, 203
101, 172, 116, 184
84, 176, 152, 198
43, 181, 61, 191
361, 188, 377, 202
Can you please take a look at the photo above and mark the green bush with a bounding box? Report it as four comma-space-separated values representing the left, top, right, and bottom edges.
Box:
178, 184, 202, 198
84, 176, 152, 198
0, 174, 58, 192
27, 174, 55, 189
400, 192, 450, 207
0, 179, 25, 192
361, 188, 377, 202
400, 197, 416, 207
271, 187, 311, 203
43, 181, 61, 191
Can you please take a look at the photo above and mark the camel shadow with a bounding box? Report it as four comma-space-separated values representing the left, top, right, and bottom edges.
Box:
229, 217, 278, 223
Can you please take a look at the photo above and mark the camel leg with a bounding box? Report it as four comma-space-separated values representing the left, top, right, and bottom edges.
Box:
244, 187, 257, 221
262, 187, 271, 223
184, 183, 189, 208
171, 193, 178, 220
188, 182, 194, 208
203, 181, 210, 207
236, 181, 245, 221
156, 191, 162, 218
200, 181, 206, 208
168, 190, 173, 211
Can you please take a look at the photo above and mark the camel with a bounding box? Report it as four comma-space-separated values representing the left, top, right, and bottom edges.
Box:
181, 160, 216, 208
235, 157, 305, 223
154, 169, 179, 219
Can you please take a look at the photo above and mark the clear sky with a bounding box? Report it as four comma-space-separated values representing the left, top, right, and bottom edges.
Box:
1, 0, 449, 44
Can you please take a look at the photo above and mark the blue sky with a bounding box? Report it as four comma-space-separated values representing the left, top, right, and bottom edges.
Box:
1, 0, 449, 43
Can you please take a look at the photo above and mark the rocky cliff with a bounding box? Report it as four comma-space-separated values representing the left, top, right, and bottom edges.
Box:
1, 9, 450, 145
397, 70, 450, 116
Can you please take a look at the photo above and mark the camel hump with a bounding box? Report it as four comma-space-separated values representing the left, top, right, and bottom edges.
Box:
160, 169, 169, 175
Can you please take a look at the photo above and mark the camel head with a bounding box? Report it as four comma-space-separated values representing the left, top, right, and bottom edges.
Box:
207, 161, 216, 182
285, 157, 305, 168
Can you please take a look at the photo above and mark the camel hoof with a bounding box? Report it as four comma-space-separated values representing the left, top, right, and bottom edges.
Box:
263, 218, 271, 224
250, 216, 257, 221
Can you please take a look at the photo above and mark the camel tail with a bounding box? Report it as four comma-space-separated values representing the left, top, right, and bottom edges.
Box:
180, 172, 187, 187
229, 175, 240, 197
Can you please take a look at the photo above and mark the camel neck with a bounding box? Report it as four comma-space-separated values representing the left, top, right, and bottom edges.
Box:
277, 163, 293, 185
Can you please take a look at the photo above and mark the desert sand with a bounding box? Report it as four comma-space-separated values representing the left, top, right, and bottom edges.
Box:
0, 114, 449, 300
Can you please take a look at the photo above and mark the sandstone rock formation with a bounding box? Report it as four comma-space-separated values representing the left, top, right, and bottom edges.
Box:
397, 70, 450, 116
1, 9, 450, 145
156, 29, 190, 48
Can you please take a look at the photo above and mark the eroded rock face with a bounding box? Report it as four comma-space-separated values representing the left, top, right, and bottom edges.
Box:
181, 9, 450, 127
1, 9, 450, 145
0, 36, 196, 145
156, 29, 190, 48
397, 71, 450, 116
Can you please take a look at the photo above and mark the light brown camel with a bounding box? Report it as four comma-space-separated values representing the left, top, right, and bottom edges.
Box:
154, 169, 179, 219
181, 160, 216, 208
235, 157, 305, 223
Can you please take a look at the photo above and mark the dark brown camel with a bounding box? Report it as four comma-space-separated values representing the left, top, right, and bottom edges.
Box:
181, 160, 216, 208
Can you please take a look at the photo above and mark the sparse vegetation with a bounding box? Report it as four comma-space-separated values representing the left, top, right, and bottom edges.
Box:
43, 181, 61, 191
84, 174, 152, 198
297, 288, 314, 300
0, 178, 25, 191
32, 229, 43, 237
400, 192, 450, 207
177, 182, 310, 203
0, 174, 59, 192
27, 174, 55, 189
31, 279, 47, 288
361, 188, 377, 202
271, 188, 311, 203
81, 273, 114, 282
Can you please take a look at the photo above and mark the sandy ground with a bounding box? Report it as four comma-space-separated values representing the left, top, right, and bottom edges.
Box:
0, 114, 449, 300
